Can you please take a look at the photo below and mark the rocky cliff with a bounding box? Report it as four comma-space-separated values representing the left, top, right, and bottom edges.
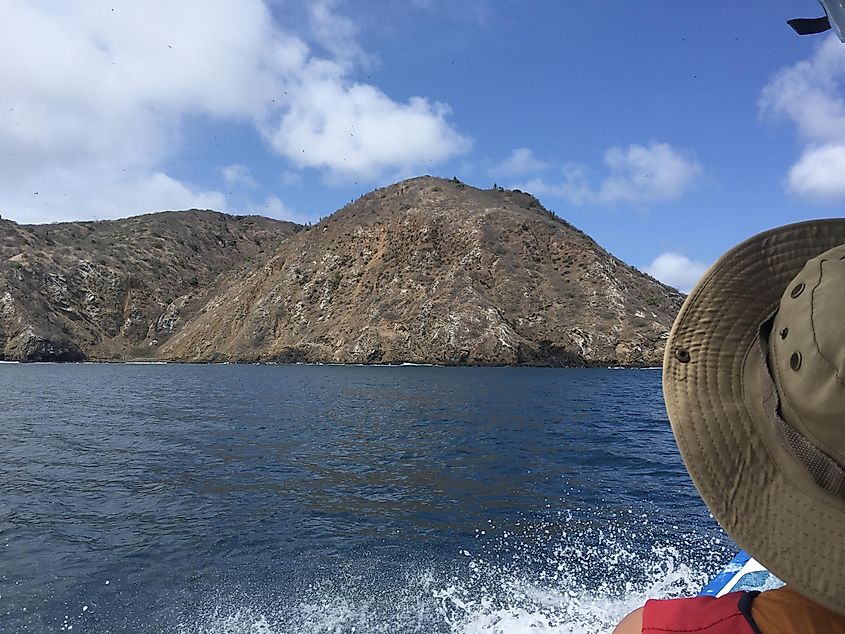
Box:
0, 211, 299, 361
161, 177, 683, 366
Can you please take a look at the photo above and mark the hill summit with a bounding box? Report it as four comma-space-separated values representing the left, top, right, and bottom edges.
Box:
160, 176, 682, 366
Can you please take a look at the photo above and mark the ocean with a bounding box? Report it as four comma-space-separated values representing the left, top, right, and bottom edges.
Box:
0, 364, 731, 633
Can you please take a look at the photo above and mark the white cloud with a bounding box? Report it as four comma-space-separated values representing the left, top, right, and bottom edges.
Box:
308, 0, 373, 68
4, 169, 227, 225
644, 252, 709, 294
787, 144, 845, 200
0, 0, 281, 222
265, 65, 471, 180
760, 35, 845, 201
222, 165, 258, 189
491, 148, 549, 176
760, 36, 845, 144
261, 195, 295, 219
0, 0, 469, 223
93, 173, 228, 218
281, 170, 304, 186
520, 142, 701, 206
249, 194, 316, 225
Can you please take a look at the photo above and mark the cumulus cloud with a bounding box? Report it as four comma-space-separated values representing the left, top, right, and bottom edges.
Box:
0, 0, 469, 222
266, 68, 471, 180
490, 148, 549, 176
249, 194, 317, 225
787, 145, 845, 200
760, 35, 845, 201
760, 36, 845, 143
308, 0, 373, 68
4, 169, 227, 225
258, 195, 298, 220
644, 252, 709, 294
520, 142, 701, 206
222, 165, 258, 189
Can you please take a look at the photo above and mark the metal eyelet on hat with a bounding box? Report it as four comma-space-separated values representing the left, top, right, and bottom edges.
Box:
675, 348, 691, 363
790, 351, 802, 371
790, 282, 805, 298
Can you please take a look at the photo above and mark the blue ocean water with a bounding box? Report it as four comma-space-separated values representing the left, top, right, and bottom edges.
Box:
0, 364, 730, 633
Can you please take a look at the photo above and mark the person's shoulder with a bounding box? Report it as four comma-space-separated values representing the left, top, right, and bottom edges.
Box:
613, 593, 751, 633
753, 586, 845, 632
612, 606, 643, 634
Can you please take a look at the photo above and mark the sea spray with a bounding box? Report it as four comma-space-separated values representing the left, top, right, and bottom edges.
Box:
180, 511, 729, 634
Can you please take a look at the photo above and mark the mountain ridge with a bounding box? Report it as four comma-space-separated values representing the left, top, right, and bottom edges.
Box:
1, 177, 683, 365
161, 176, 683, 366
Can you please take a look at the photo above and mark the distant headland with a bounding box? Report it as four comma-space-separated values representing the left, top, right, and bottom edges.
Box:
0, 177, 682, 366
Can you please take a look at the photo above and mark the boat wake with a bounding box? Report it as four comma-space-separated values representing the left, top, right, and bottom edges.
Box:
176, 515, 727, 634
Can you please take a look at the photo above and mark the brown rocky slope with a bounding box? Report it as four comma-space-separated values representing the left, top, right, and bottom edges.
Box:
161, 177, 683, 366
0, 211, 299, 361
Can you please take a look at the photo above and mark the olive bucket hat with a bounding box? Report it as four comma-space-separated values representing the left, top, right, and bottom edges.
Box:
663, 218, 845, 615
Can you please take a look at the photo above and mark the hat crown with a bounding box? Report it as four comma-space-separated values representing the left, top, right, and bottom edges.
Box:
771, 246, 845, 467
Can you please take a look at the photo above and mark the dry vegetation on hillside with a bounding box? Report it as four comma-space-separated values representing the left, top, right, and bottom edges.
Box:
1, 179, 682, 365
162, 177, 683, 366
0, 210, 299, 360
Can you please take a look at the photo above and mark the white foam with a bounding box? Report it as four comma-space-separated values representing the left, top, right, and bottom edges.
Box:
178, 514, 724, 634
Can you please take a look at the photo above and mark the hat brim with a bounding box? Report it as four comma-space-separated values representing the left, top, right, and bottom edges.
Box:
663, 218, 845, 615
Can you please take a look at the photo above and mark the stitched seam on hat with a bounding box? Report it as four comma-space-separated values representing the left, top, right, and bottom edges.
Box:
811, 258, 845, 386
670, 222, 838, 332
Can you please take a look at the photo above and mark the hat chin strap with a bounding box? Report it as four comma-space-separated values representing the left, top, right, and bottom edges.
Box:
759, 321, 845, 498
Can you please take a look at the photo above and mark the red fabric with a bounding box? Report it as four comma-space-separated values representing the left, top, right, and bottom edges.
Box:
642, 592, 756, 633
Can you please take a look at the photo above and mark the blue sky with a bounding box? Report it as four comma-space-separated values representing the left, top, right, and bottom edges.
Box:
2, 1, 844, 290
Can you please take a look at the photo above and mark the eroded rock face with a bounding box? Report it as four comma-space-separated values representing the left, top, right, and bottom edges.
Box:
162, 177, 683, 366
1, 179, 683, 365
0, 211, 299, 361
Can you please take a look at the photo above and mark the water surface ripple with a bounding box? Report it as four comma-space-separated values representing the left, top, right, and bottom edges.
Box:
0, 365, 728, 633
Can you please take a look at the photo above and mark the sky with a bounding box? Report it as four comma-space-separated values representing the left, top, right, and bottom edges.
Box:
2, 1, 845, 292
